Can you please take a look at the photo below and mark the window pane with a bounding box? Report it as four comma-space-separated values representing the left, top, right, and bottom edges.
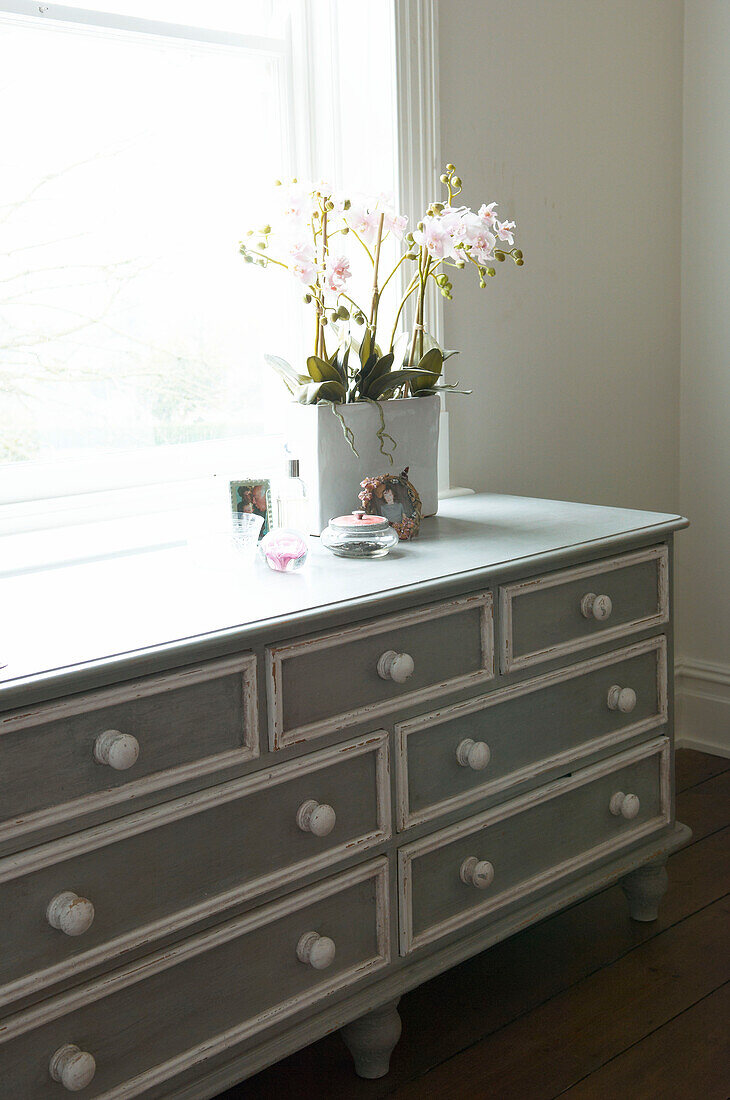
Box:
0, 15, 302, 469
32, 0, 292, 37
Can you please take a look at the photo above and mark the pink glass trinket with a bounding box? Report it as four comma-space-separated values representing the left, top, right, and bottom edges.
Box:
259, 528, 309, 573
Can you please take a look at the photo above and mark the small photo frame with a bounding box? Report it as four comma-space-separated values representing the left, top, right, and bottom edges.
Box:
230, 478, 272, 538
359, 467, 422, 540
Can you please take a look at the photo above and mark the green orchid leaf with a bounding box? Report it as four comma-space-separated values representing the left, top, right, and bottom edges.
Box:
317, 379, 347, 402
358, 328, 373, 367
418, 382, 472, 395
366, 367, 436, 400
264, 353, 309, 395
334, 343, 350, 384
362, 353, 395, 396
416, 347, 444, 377
296, 378, 347, 404
307, 355, 342, 384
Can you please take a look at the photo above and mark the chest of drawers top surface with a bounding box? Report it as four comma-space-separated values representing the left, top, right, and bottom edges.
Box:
0, 494, 685, 707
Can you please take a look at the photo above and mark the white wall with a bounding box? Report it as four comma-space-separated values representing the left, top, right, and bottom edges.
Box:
438, 0, 684, 513
676, 1, 730, 756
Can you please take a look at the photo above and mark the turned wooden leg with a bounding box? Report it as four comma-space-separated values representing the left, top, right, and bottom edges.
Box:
341, 998, 402, 1079
621, 856, 669, 921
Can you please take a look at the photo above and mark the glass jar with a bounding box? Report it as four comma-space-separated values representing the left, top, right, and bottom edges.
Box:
320, 511, 399, 558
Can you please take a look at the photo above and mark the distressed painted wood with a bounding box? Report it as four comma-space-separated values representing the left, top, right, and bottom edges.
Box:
500, 546, 669, 673
397, 636, 667, 830
0, 860, 390, 1098
266, 591, 494, 749
0, 654, 258, 852
398, 738, 671, 955
0, 495, 686, 695
340, 999, 402, 1079
0, 732, 390, 1011
621, 855, 669, 921
0, 495, 690, 1098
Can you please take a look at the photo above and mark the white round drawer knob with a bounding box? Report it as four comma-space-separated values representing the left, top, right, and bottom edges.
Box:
580, 592, 613, 621
46, 891, 95, 937
296, 799, 336, 837
609, 791, 641, 820
607, 685, 637, 713
49, 1044, 96, 1091
297, 931, 336, 970
377, 650, 415, 684
93, 729, 139, 771
460, 856, 495, 889
456, 739, 491, 771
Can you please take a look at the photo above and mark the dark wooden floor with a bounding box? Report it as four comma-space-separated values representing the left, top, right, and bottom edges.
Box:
220, 749, 730, 1100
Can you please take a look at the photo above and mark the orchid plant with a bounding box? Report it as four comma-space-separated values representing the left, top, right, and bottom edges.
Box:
239, 165, 522, 452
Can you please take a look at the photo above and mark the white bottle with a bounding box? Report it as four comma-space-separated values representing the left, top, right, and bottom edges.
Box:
275, 459, 309, 530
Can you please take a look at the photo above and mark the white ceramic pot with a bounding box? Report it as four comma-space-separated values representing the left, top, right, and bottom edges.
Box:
285, 394, 440, 535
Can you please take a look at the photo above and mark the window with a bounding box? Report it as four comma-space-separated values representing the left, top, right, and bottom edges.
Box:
0, 0, 440, 561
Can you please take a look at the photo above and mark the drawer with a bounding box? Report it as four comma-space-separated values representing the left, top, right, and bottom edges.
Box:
398, 737, 669, 954
0, 732, 389, 1011
0, 859, 389, 1098
500, 546, 668, 673
0, 655, 258, 849
267, 592, 493, 749
397, 636, 667, 829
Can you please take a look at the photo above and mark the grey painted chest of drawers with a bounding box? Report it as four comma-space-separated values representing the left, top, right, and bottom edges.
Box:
0, 494, 690, 1097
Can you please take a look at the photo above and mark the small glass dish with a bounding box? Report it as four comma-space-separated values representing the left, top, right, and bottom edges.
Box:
260, 528, 309, 573
321, 511, 399, 558
230, 512, 264, 562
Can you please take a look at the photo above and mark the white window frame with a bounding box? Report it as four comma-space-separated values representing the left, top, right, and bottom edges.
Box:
0, 0, 448, 549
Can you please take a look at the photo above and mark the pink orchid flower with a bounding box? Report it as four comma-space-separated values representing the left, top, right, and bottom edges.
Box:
324, 254, 352, 292
496, 219, 516, 246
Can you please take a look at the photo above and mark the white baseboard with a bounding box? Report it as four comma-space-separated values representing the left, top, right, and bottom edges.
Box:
675, 658, 730, 759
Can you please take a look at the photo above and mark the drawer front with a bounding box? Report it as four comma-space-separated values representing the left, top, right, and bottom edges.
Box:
0, 860, 389, 1099
0, 655, 258, 849
398, 738, 669, 954
268, 592, 494, 749
397, 636, 667, 829
500, 546, 668, 673
0, 732, 389, 1011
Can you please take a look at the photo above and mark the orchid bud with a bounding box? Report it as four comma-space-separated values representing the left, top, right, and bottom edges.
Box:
515, 258, 524, 266
446, 163, 455, 172
479, 280, 486, 288
321, 316, 328, 326
246, 230, 254, 237
303, 293, 312, 303
257, 241, 267, 250
432, 202, 444, 213
417, 221, 424, 231
406, 232, 415, 243
487, 267, 496, 277
343, 198, 351, 210
262, 225, 272, 235
513, 249, 523, 259
440, 173, 448, 183
452, 176, 462, 188
355, 312, 366, 325
406, 251, 418, 259
495, 251, 505, 262
243, 254, 254, 264
274, 179, 282, 186
455, 259, 466, 269
325, 200, 334, 211
337, 305, 350, 319
342, 226, 350, 234
292, 177, 298, 183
